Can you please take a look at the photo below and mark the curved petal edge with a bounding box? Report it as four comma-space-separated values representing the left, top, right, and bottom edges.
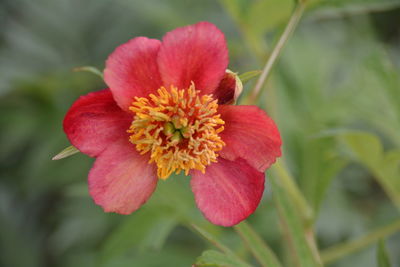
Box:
191, 158, 265, 227
219, 105, 282, 172
89, 139, 158, 214
63, 89, 131, 157
158, 21, 228, 94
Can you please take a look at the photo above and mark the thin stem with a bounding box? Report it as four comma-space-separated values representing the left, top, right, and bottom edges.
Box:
248, 2, 305, 103
272, 160, 314, 226
234, 222, 282, 267
321, 219, 400, 264
189, 223, 232, 255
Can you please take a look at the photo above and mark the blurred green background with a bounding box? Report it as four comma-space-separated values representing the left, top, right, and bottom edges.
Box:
1, 0, 400, 266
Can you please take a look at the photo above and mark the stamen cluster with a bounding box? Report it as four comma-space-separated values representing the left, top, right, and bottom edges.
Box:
128, 83, 225, 179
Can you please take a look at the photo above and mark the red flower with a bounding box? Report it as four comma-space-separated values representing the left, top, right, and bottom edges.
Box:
63, 22, 281, 226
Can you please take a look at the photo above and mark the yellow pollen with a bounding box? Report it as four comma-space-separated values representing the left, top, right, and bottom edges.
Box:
127, 83, 225, 179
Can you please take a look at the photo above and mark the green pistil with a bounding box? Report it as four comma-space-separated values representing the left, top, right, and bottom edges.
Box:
180, 126, 190, 138
163, 122, 175, 136
163, 120, 189, 144
170, 131, 183, 144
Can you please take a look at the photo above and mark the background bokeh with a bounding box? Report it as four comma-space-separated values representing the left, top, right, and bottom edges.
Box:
1, 0, 400, 266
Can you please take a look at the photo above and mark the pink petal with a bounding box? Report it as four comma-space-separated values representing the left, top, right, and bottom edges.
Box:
157, 22, 228, 94
191, 158, 265, 226
219, 105, 282, 172
89, 139, 158, 214
63, 89, 132, 157
104, 37, 163, 111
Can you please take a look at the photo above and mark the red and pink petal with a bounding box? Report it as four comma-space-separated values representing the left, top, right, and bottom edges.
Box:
191, 158, 265, 227
104, 37, 163, 111
89, 139, 158, 214
219, 105, 282, 172
157, 21, 228, 95
63, 89, 132, 157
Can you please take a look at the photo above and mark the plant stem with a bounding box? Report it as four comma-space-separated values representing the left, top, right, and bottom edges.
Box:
234, 222, 282, 267
248, 2, 305, 103
272, 160, 314, 226
321, 219, 400, 264
190, 223, 232, 255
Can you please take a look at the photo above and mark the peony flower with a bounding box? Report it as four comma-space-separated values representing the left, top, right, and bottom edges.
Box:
63, 22, 281, 227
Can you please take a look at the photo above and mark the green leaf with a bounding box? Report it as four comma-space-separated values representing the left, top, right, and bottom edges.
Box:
238, 70, 261, 84
310, 0, 400, 18
270, 175, 321, 267
339, 131, 400, 210
234, 222, 282, 267
321, 220, 400, 264
246, 0, 294, 35
100, 208, 177, 263
195, 250, 251, 267
52, 145, 80, 160
377, 239, 392, 267
73, 66, 104, 79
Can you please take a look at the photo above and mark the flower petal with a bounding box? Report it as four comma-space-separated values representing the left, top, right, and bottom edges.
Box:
158, 22, 228, 94
89, 139, 158, 214
63, 89, 132, 157
104, 37, 163, 111
191, 158, 265, 226
219, 105, 282, 172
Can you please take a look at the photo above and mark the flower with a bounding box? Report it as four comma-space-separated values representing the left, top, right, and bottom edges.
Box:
63, 22, 281, 227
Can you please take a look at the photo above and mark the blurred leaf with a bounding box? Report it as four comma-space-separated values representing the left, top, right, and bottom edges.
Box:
238, 70, 261, 84
271, 161, 314, 226
234, 222, 282, 267
52, 145, 80, 160
300, 137, 347, 213
377, 239, 392, 267
246, 0, 294, 35
73, 66, 104, 79
321, 220, 400, 264
310, 0, 400, 18
339, 131, 400, 209
100, 208, 177, 264
195, 250, 250, 267
270, 175, 321, 267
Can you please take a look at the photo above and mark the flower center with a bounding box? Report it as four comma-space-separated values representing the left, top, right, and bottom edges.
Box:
127, 83, 225, 179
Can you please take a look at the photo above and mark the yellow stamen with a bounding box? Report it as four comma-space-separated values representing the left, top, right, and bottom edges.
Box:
127, 83, 225, 179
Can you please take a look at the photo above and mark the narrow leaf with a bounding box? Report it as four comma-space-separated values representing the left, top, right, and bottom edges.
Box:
339, 131, 400, 210
191, 223, 249, 266
270, 175, 321, 267
195, 250, 251, 267
234, 221, 282, 267
238, 70, 261, 84
191, 224, 234, 255
321, 220, 400, 264
73, 66, 104, 79
377, 239, 392, 267
52, 146, 79, 160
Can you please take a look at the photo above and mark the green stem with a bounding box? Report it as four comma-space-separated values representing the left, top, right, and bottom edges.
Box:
271, 160, 314, 226
190, 223, 251, 266
234, 222, 282, 267
247, 2, 305, 103
190, 224, 232, 255
321, 219, 400, 264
